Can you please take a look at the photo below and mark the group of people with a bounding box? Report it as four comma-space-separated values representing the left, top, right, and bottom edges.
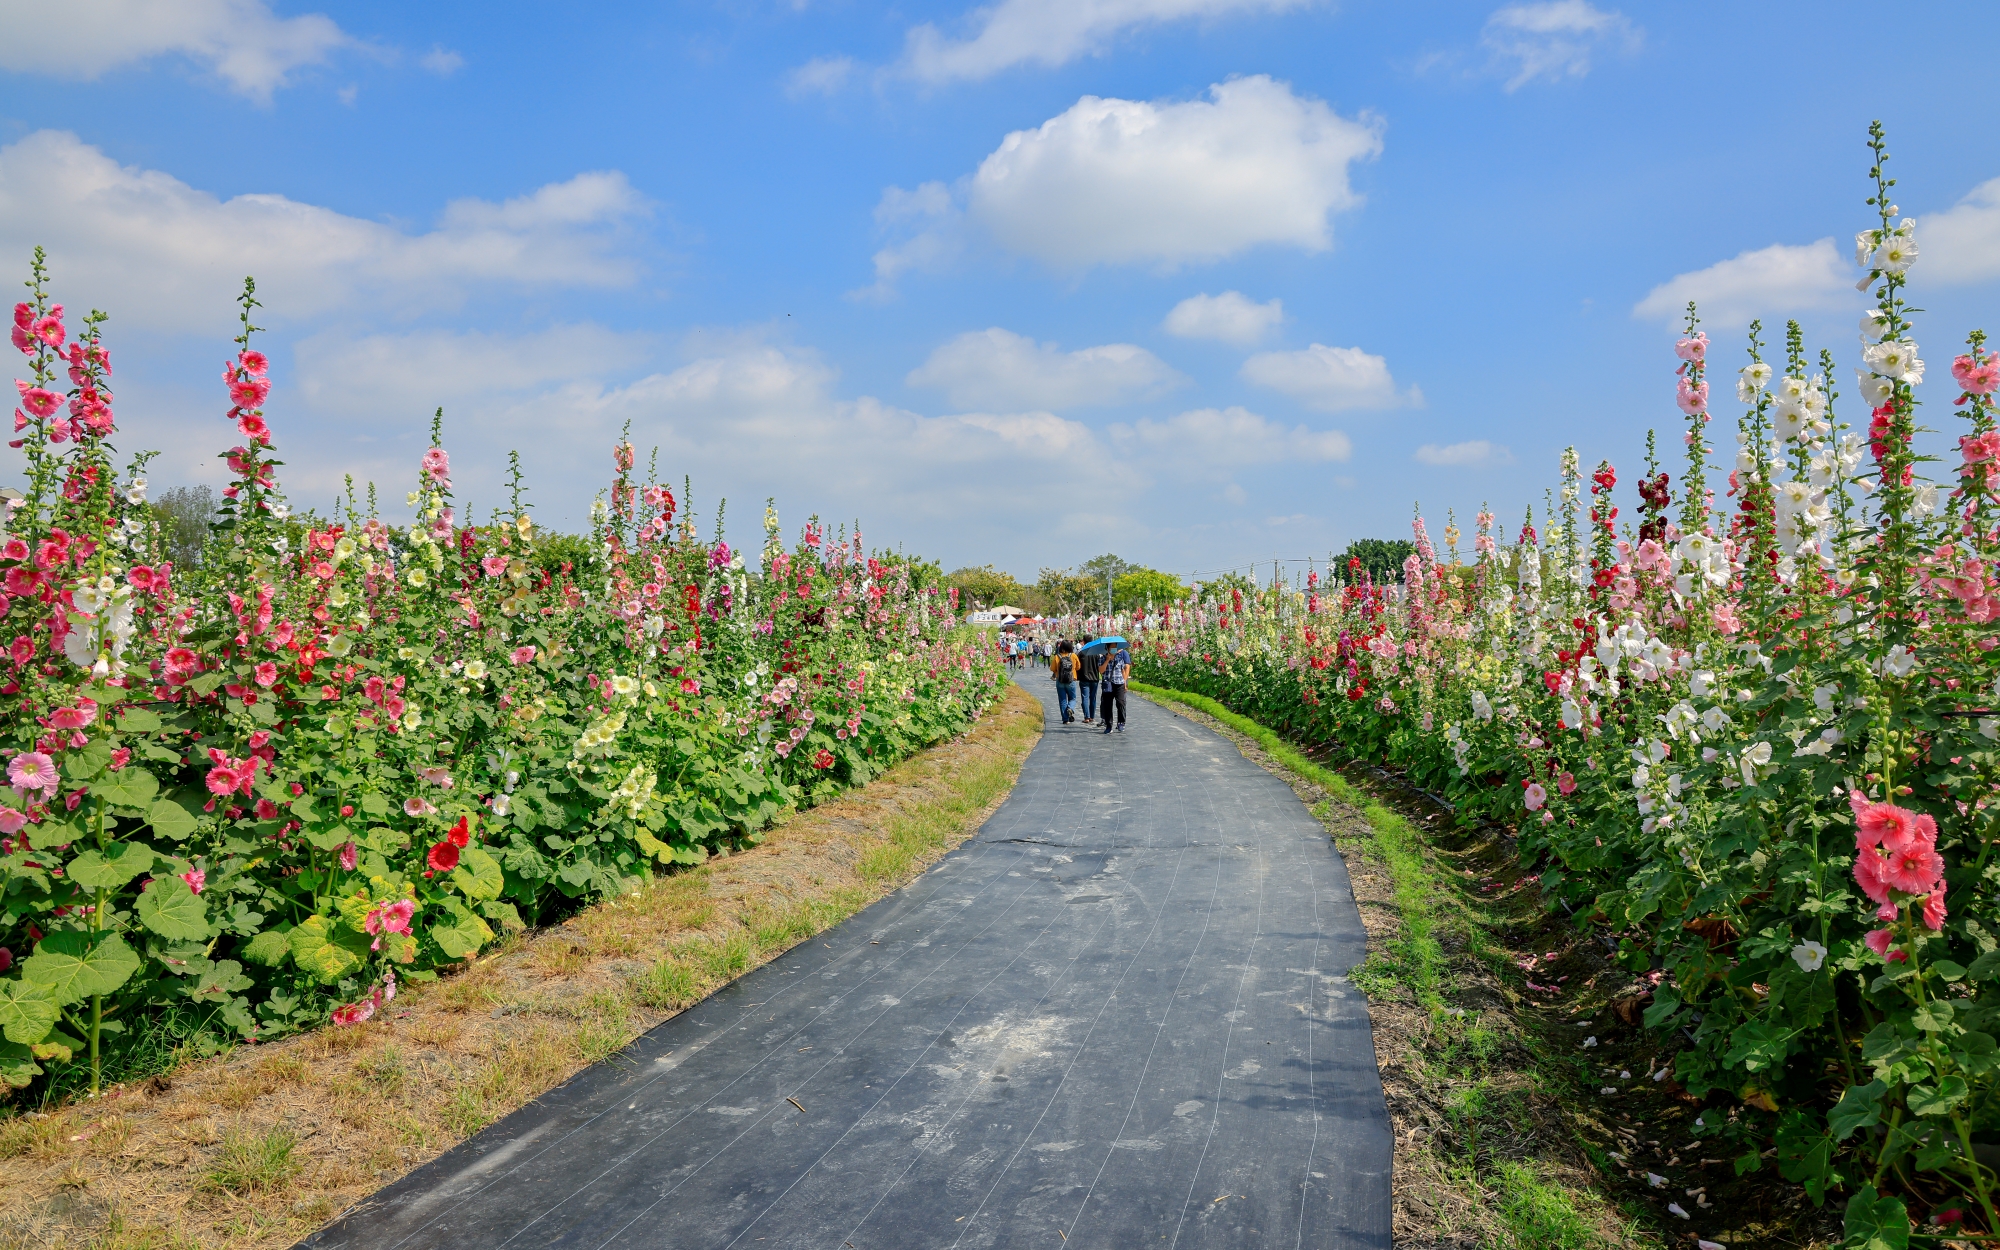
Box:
1044, 636, 1130, 734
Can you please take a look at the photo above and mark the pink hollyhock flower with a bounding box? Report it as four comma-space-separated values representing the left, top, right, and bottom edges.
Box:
1675, 379, 1709, 414
338, 841, 358, 871
48, 704, 93, 731
108, 747, 129, 771
0, 808, 25, 835
1882, 841, 1945, 895
227, 378, 268, 410
1961, 430, 2000, 464
1864, 928, 1906, 962
427, 840, 460, 872
205, 765, 242, 796
331, 999, 375, 1027
1924, 885, 1948, 931
417, 766, 454, 789
1852, 794, 1933, 853
1952, 351, 1999, 395
680, 677, 699, 695
237, 413, 269, 442
237, 349, 268, 377
181, 868, 205, 895
481, 555, 508, 578
1711, 602, 1742, 635
0, 539, 24, 563
253, 798, 279, 820
165, 646, 200, 674
405, 797, 437, 818
16, 384, 58, 419
1557, 771, 1577, 796
8, 752, 56, 793
127, 565, 156, 591
422, 447, 450, 483
253, 661, 279, 688
364, 898, 415, 950
1523, 782, 1548, 811
510, 645, 536, 665
1674, 333, 1708, 362
8, 637, 32, 667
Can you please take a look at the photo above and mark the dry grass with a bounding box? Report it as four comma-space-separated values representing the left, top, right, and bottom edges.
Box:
0, 684, 1043, 1250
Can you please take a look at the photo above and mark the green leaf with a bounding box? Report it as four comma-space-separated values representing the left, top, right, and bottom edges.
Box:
1931, 959, 1967, 982
1830, 1080, 1888, 1141
287, 915, 366, 984
450, 845, 504, 901
115, 707, 162, 732
136, 875, 209, 941
1725, 1021, 1794, 1073
429, 899, 493, 960
1641, 988, 1681, 1030
359, 793, 389, 817
92, 768, 158, 809
148, 798, 198, 841
1907, 1075, 1969, 1117
1967, 949, 2000, 981
188, 959, 250, 1000
64, 843, 157, 890
1841, 1185, 1909, 1250
240, 929, 291, 968
247, 699, 276, 725
0, 981, 57, 1045
1912, 1000, 1956, 1032
0, 1041, 41, 1087
19, 930, 141, 1005
61, 739, 112, 781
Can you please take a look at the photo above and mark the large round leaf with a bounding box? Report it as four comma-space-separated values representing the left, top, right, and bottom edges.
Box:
136, 875, 210, 941
92, 767, 158, 809
64, 842, 157, 891
20, 930, 141, 1005
0, 981, 57, 1045
148, 798, 199, 841
450, 845, 504, 901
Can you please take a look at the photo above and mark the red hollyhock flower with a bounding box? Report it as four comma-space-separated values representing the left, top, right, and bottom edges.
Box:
427, 841, 460, 872
447, 815, 472, 848
812, 748, 835, 769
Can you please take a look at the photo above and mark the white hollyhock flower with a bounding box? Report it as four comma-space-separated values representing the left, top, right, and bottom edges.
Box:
1862, 339, 1924, 383
1874, 225, 1917, 275
1700, 705, 1731, 732
1856, 230, 1879, 267
1861, 308, 1890, 339
1561, 698, 1584, 730
1770, 398, 1810, 441
1470, 690, 1493, 722
1795, 941, 1832, 973
1913, 484, 1940, 517
1773, 375, 1810, 404
1883, 644, 1917, 677
1856, 371, 1895, 407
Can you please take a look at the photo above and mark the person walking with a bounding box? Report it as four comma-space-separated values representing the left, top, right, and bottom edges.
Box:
1050, 640, 1079, 724
1077, 637, 1102, 725
1099, 639, 1130, 733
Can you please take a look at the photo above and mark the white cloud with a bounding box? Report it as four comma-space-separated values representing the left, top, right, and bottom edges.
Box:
785, 54, 856, 96
420, 45, 465, 76
1921, 177, 2000, 286
967, 76, 1381, 269
856, 181, 962, 301
901, 0, 1312, 83
1481, 1, 1638, 91
1240, 343, 1417, 412
1632, 238, 1850, 328
294, 325, 655, 414
1113, 406, 1351, 465
1163, 291, 1284, 345
1414, 440, 1513, 468
0, 131, 650, 334
0, 0, 355, 103
906, 328, 1183, 410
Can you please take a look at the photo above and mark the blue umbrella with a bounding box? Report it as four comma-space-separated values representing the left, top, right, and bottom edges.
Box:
1079, 635, 1127, 652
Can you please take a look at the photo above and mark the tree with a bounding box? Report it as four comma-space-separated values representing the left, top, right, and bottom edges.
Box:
1034, 567, 1098, 618
946, 565, 1027, 610
151, 485, 217, 570
1340, 538, 1416, 583
1113, 568, 1187, 612
1195, 571, 1256, 603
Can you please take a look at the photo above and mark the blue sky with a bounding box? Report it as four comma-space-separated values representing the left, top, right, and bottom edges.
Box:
2, 0, 1999, 584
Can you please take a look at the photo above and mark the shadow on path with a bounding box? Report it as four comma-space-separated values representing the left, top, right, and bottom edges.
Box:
299, 678, 1391, 1249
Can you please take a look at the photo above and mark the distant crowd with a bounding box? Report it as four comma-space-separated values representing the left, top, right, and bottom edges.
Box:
1003, 634, 1129, 733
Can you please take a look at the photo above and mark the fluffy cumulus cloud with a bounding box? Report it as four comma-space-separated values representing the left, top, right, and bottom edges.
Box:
0, 0, 355, 102
1162, 291, 1284, 345
1921, 177, 2000, 286
1480, 1, 1639, 91
900, 0, 1312, 83
906, 328, 1183, 411
0, 131, 650, 333
1415, 439, 1513, 468
1240, 343, 1417, 412
1112, 406, 1351, 466
966, 76, 1381, 270
1632, 238, 1851, 328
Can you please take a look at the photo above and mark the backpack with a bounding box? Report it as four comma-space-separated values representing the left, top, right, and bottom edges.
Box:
1054, 654, 1076, 681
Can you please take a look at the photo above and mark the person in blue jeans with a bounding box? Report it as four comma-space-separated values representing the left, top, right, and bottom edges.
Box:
1050, 640, 1080, 724
1077, 637, 1102, 725
1099, 642, 1130, 733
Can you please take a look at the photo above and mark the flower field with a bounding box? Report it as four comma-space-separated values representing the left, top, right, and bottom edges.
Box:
1132, 128, 2000, 1236
0, 254, 1004, 1102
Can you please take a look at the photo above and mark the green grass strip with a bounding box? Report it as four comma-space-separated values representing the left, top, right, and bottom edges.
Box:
1131, 681, 1443, 1010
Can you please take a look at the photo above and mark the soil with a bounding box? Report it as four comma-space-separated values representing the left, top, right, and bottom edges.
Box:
0, 684, 1045, 1250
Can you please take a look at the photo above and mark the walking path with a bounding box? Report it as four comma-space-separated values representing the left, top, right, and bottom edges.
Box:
301, 680, 1391, 1250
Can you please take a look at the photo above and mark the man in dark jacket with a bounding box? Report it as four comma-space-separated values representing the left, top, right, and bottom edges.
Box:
1077, 638, 1102, 725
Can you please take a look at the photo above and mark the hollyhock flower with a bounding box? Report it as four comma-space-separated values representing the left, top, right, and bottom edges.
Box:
1675, 379, 1708, 414
422, 447, 450, 484
252, 661, 279, 688
338, 841, 358, 871
127, 565, 156, 591
812, 749, 835, 769
181, 868, 205, 894
364, 898, 415, 950
253, 798, 279, 820
1865, 928, 1906, 962
48, 703, 95, 730
1711, 602, 1742, 635
405, 796, 437, 818
481, 555, 508, 578
680, 677, 699, 695
511, 645, 536, 665
0, 808, 25, 835
108, 747, 129, 771
1791, 940, 1827, 972
238, 413, 269, 442
0, 949, 12, 974
8, 637, 32, 666
331, 999, 375, 1027
417, 766, 454, 789
227, 377, 269, 409
8, 752, 56, 792
1924, 886, 1948, 931
1852, 795, 1933, 853
1674, 332, 1708, 362
446, 815, 472, 848
237, 349, 269, 377
427, 840, 460, 872
16, 384, 58, 419
1557, 772, 1577, 796
1882, 841, 1946, 895
1523, 782, 1548, 811
31, 314, 62, 348
205, 765, 243, 796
